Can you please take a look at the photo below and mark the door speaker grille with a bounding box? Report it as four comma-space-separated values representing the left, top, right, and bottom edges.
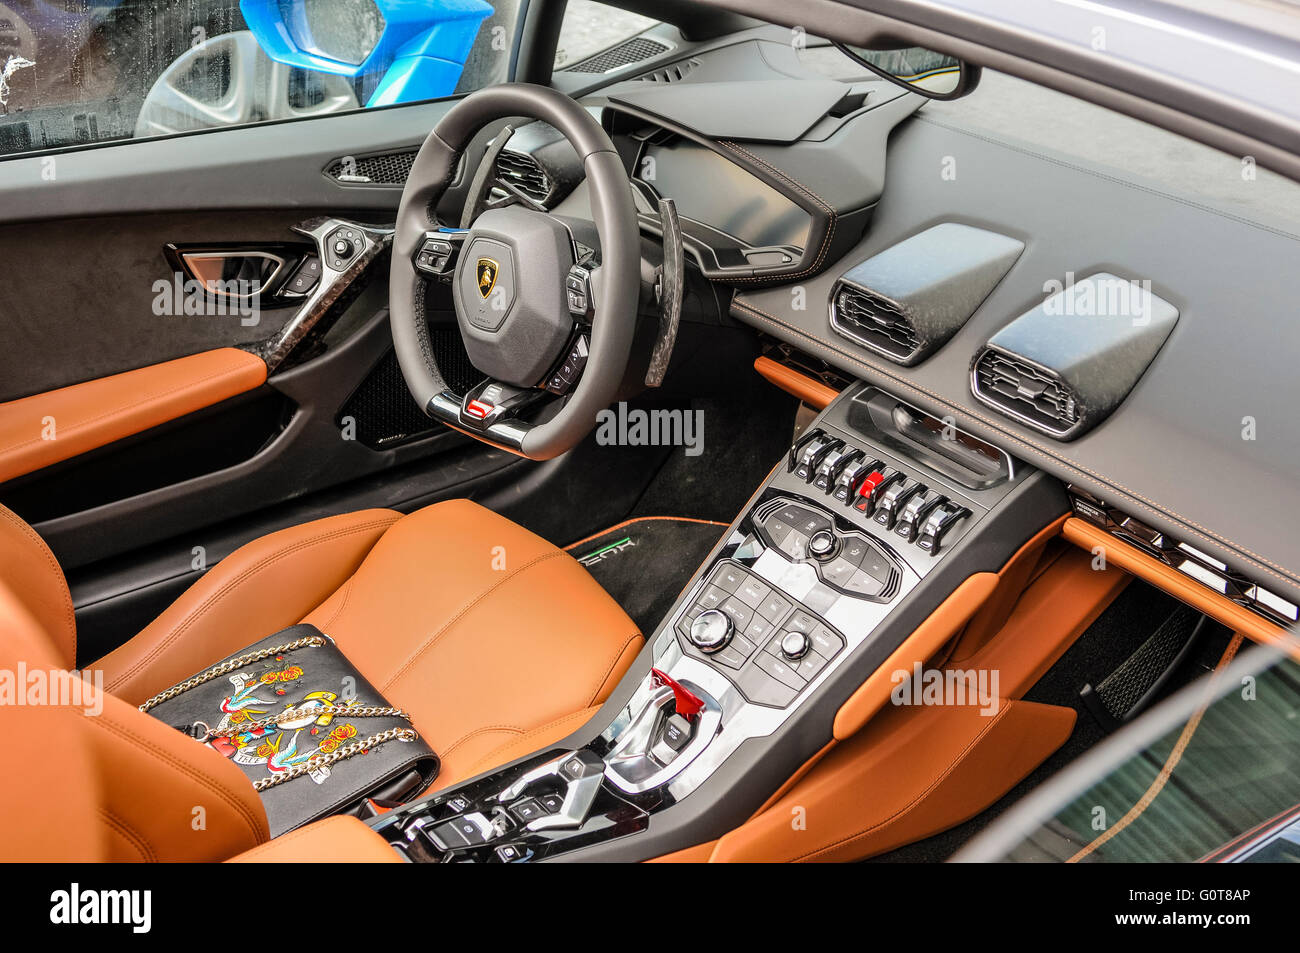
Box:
339, 331, 484, 449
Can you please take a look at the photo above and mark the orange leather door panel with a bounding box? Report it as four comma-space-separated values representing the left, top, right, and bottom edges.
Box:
0, 348, 266, 484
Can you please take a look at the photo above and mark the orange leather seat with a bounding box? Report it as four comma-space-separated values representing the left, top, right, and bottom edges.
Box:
0, 499, 642, 861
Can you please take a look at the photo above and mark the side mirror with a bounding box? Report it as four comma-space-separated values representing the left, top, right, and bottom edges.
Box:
834, 44, 980, 100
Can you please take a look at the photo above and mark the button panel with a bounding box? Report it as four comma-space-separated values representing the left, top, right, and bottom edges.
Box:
414, 236, 458, 276
788, 428, 972, 557
566, 263, 593, 317
675, 561, 845, 707
326, 224, 366, 272
546, 334, 590, 395
754, 499, 897, 599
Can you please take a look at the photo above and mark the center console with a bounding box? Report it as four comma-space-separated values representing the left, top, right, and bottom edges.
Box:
368, 382, 1069, 861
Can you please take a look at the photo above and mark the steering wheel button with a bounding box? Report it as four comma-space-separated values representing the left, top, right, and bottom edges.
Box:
465, 399, 494, 420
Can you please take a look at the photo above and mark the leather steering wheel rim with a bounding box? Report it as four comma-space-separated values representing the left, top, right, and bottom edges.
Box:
389, 83, 640, 461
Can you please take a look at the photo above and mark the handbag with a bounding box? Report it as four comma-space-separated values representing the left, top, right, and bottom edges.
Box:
139, 624, 439, 837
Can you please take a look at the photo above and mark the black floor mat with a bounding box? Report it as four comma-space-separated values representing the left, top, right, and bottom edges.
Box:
566, 517, 728, 636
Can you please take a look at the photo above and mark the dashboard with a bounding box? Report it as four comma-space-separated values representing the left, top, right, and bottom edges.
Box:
490, 30, 1300, 625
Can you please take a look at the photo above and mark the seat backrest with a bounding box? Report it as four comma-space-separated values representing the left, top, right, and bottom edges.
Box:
0, 502, 77, 669
0, 505, 269, 861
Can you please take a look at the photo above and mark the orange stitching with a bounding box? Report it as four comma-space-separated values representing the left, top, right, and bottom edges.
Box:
586, 632, 643, 708
718, 140, 837, 284
98, 807, 155, 862
464, 709, 600, 777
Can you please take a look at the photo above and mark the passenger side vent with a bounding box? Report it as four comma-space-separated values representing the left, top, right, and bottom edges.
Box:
971, 272, 1179, 440
637, 57, 701, 84
495, 150, 552, 204
972, 349, 1079, 436
566, 37, 671, 73
833, 286, 920, 361
325, 150, 417, 186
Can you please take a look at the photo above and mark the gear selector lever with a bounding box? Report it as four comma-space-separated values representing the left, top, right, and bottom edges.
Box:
651, 667, 705, 719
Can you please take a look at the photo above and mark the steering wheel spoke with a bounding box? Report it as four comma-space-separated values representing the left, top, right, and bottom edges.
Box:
427, 379, 550, 452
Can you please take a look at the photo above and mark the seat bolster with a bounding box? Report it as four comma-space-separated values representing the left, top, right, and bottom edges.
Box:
0, 503, 76, 669
0, 583, 104, 861
96, 508, 401, 705
83, 691, 271, 862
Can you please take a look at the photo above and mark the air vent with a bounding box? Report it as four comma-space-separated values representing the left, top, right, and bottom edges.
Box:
495, 150, 552, 204
832, 285, 920, 362
566, 37, 670, 73
972, 272, 1178, 440
325, 150, 416, 186
828, 224, 1025, 367
972, 348, 1080, 436
637, 57, 700, 84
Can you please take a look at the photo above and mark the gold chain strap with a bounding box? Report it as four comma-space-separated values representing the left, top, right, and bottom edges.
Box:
251, 727, 419, 792
195, 703, 414, 743
137, 635, 328, 713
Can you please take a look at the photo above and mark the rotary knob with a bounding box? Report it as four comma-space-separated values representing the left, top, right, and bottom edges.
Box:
689, 609, 734, 654
780, 630, 811, 660
332, 237, 354, 258
808, 529, 838, 561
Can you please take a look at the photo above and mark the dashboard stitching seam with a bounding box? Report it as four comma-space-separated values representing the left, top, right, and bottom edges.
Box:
731, 297, 1300, 590
717, 140, 837, 283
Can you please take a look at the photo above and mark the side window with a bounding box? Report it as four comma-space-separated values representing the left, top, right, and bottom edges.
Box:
0, 0, 523, 158
553, 0, 659, 71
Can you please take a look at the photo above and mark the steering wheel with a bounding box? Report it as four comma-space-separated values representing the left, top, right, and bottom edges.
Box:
389, 84, 640, 461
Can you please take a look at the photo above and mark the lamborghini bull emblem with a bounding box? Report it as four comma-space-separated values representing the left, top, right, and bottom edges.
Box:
476, 258, 499, 298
